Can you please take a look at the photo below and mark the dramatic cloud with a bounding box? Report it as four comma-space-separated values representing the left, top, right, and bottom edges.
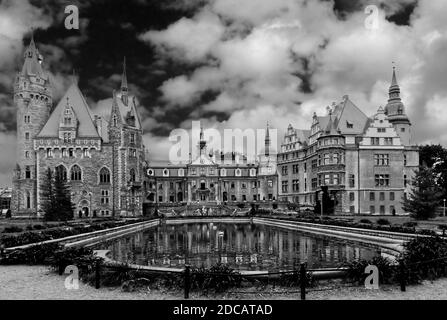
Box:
138, 0, 447, 162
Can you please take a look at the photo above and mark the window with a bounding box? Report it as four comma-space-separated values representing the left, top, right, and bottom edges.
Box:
25, 132, 30, 140
371, 137, 380, 145
380, 205, 385, 214
220, 168, 226, 176
384, 138, 393, 145
304, 178, 307, 191
404, 155, 407, 166
46, 148, 53, 158
231, 182, 235, 189
70, 165, 82, 181
293, 179, 299, 191
68, 148, 74, 157
251, 181, 256, 189
159, 195, 163, 202
324, 154, 330, 165
267, 180, 273, 188
26, 192, 31, 209
129, 148, 136, 158
311, 159, 318, 169
281, 166, 288, 175
304, 163, 307, 172
311, 178, 318, 190
350, 206, 355, 213
370, 192, 375, 201
333, 153, 339, 164
101, 190, 110, 204
130, 133, 135, 144
349, 174, 355, 188
377, 128, 386, 133
324, 174, 330, 185
113, 115, 117, 127
64, 117, 71, 125
390, 192, 395, 201
130, 169, 136, 182
83, 148, 89, 158
24, 115, 30, 123
349, 192, 355, 201
370, 206, 375, 214
242, 183, 247, 189
390, 205, 395, 214
401, 128, 405, 132
374, 154, 390, 166
25, 166, 31, 179
379, 192, 385, 201
281, 181, 288, 193
158, 183, 163, 190
235, 168, 242, 176
63, 132, 72, 143
346, 121, 353, 129
292, 164, 299, 174
375, 174, 390, 187
404, 175, 408, 187
55, 165, 67, 181
25, 151, 30, 158
99, 167, 110, 184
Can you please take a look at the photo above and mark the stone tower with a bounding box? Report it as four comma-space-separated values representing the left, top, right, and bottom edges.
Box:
12, 36, 53, 216
384, 66, 412, 145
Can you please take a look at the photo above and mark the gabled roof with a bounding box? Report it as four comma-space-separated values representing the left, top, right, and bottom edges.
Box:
37, 83, 100, 138
333, 97, 369, 135
107, 92, 142, 130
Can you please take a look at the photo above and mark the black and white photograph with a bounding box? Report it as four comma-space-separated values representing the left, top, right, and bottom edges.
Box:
1, 0, 447, 312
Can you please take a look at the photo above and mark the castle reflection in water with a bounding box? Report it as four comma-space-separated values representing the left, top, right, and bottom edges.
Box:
102, 223, 379, 271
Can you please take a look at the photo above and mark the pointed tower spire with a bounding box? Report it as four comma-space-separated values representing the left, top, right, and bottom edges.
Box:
121, 57, 129, 105
265, 121, 271, 157
388, 63, 401, 103
21, 31, 43, 77
199, 124, 206, 154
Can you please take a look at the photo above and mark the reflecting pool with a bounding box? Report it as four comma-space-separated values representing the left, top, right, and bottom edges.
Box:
98, 222, 381, 271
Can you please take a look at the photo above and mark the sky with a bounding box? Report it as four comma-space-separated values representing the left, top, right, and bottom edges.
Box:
0, 0, 446, 186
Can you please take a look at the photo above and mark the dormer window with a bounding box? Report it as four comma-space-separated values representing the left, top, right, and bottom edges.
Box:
64, 117, 71, 125
346, 121, 353, 129
113, 115, 117, 127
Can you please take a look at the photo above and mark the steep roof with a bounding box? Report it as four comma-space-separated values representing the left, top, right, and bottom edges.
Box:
37, 83, 100, 138
333, 96, 369, 135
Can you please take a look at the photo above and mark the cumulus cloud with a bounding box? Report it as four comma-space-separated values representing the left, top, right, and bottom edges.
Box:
137, 0, 447, 163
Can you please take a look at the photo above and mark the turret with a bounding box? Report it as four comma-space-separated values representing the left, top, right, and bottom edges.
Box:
12, 34, 53, 215
384, 66, 412, 145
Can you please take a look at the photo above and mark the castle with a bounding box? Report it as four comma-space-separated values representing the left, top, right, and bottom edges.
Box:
11, 37, 145, 218
11, 37, 418, 218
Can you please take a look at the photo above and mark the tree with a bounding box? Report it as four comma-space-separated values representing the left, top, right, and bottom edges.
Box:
419, 144, 447, 199
53, 171, 75, 221
40, 168, 74, 221
40, 168, 56, 221
402, 166, 444, 220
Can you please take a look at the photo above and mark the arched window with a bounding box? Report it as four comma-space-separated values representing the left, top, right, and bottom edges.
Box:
70, 165, 82, 181
25, 191, 31, 209
55, 165, 67, 181
99, 167, 110, 184
113, 115, 117, 127
25, 166, 31, 179
130, 168, 136, 182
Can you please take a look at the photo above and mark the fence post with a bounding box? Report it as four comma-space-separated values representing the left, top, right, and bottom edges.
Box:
399, 262, 406, 292
95, 260, 101, 289
58, 260, 64, 276
184, 265, 191, 299
300, 263, 306, 300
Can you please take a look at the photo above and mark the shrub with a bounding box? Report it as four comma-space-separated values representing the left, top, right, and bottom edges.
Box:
190, 263, 242, 293
0, 243, 61, 265
400, 236, 447, 284
376, 218, 390, 225
359, 219, 373, 224
403, 222, 417, 228
346, 256, 396, 285
3, 226, 23, 233
278, 268, 314, 287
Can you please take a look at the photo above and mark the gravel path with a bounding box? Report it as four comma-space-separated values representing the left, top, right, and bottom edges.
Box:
2, 265, 447, 300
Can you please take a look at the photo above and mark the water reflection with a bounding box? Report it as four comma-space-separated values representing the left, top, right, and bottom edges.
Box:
99, 223, 380, 271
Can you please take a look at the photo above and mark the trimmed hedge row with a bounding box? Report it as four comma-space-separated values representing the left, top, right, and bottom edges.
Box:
0, 219, 145, 248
